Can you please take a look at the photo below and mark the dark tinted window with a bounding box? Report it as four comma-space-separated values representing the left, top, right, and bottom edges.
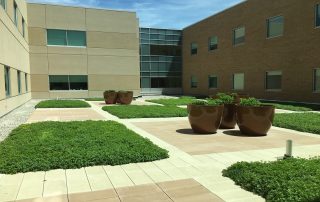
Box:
266, 71, 282, 90
191, 43, 198, 55
316, 4, 320, 27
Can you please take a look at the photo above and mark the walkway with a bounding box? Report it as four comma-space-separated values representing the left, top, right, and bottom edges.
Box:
1, 100, 320, 202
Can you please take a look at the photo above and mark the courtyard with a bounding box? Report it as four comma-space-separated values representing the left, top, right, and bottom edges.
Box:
0, 97, 320, 202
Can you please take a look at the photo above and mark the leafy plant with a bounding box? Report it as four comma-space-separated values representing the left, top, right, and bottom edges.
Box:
239, 97, 262, 107
0, 121, 169, 174
191, 99, 222, 106
223, 158, 320, 202
216, 93, 235, 104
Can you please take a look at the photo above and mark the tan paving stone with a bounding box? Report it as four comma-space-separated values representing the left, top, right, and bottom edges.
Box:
43, 169, 67, 197
16, 172, 45, 200
66, 168, 91, 194
103, 166, 134, 188
0, 173, 24, 202
133, 120, 320, 155
85, 166, 114, 191
68, 189, 118, 202
137, 162, 172, 183
121, 164, 154, 185
16, 195, 69, 202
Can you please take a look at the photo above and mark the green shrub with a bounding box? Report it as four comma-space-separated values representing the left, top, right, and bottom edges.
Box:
35, 100, 90, 108
146, 97, 197, 106
0, 121, 168, 174
192, 99, 222, 106
85, 98, 104, 101
239, 97, 262, 107
216, 93, 235, 104
223, 158, 320, 202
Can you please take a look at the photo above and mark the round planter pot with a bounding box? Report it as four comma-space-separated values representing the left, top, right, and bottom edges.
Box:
234, 93, 249, 104
117, 91, 134, 105
187, 104, 224, 134
220, 104, 237, 129
103, 91, 118, 104
236, 105, 275, 136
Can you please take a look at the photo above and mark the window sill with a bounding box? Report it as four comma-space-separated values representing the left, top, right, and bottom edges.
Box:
266, 35, 283, 40
266, 89, 282, 92
233, 43, 245, 47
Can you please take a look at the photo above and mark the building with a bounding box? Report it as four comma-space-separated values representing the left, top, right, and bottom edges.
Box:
140, 28, 182, 95
183, 0, 320, 103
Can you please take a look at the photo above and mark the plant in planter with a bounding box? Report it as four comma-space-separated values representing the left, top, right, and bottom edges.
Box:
187, 99, 224, 134
103, 90, 118, 104
236, 97, 275, 136
214, 93, 237, 129
117, 91, 134, 105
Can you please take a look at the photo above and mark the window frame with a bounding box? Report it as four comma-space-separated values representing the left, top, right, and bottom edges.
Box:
4, 66, 11, 97
208, 75, 218, 89
233, 26, 245, 46
314, 68, 320, 92
46, 29, 87, 48
267, 15, 284, 39
208, 36, 218, 51
232, 73, 245, 90
25, 73, 28, 92
265, 70, 282, 91
316, 4, 320, 28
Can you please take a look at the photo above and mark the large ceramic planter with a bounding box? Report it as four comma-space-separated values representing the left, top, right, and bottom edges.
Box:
220, 104, 237, 129
117, 91, 133, 105
234, 93, 249, 104
103, 91, 118, 104
236, 105, 275, 136
187, 104, 224, 134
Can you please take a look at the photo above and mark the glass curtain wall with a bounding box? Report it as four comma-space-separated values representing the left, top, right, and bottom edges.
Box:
140, 28, 182, 94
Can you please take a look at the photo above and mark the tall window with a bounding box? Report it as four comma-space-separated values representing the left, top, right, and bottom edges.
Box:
17, 71, 21, 94
47, 29, 86, 47
191, 43, 198, 55
25, 73, 28, 92
14, 2, 18, 26
209, 36, 218, 51
267, 16, 284, 38
208, 75, 218, 89
314, 69, 320, 92
4, 66, 10, 96
191, 76, 198, 88
49, 75, 88, 91
22, 18, 25, 37
266, 71, 282, 90
316, 4, 320, 27
233, 27, 245, 46
0, 0, 6, 10
233, 73, 244, 90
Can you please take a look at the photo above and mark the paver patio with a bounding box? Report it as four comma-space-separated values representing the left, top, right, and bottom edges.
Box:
1, 99, 320, 202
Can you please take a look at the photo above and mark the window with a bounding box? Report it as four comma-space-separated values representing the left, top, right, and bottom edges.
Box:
316, 4, 320, 27
22, 18, 25, 37
0, 0, 6, 10
266, 71, 282, 90
4, 66, 10, 96
17, 71, 21, 94
233, 27, 245, 46
233, 73, 244, 90
25, 73, 28, 92
14, 2, 18, 26
314, 69, 320, 92
208, 75, 218, 89
191, 76, 198, 88
209, 36, 218, 51
47, 29, 86, 47
267, 16, 284, 38
191, 43, 198, 55
49, 75, 88, 91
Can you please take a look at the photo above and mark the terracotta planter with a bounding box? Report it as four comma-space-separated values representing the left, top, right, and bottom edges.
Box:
220, 104, 237, 129
234, 93, 249, 104
236, 105, 275, 136
103, 91, 117, 104
187, 104, 224, 134
117, 91, 133, 105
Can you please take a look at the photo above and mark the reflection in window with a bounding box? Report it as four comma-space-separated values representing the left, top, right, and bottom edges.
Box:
47, 29, 86, 47
191, 76, 198, 88
191, 43, 198, 55
267, 16, 284, 38
209, 36, 218, 51
233, 73, 244, 90
266, 71, 282, 90
233, 27, 245, 46
49, 75, 88, 91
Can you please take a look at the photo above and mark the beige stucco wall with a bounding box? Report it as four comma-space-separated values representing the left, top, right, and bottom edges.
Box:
28, 3, 140, 99
0, 0, 31, 117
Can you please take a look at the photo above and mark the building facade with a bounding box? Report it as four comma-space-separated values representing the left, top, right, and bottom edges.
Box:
140, 28, 182, 95
183, 0, 320, 103
0, 0, 31, 117
28, 3, 140, 99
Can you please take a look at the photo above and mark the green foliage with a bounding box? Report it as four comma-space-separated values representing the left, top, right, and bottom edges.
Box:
223, 158, 320, 202
146, 96, 197, 106
239, 97, 262, 107
103, 105, 188, 118
262, 101, 319, 111
35, 100, 90, 108
191, 99, 222, 106
0, 121, 168, 174
274, 113, 320, 135
104, 90, 116, 93
215, 93, 235, 104
85, 98, 105, 101
191, 100, 208, 105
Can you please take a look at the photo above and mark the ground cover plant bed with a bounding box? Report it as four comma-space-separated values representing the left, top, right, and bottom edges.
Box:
146, 96, 197, 106
35, 100, 91, 108
262, 101, 320, 111
85, 98, 104, 101
273, 113, 320, 135
0, 121, 168, 174
103, 105, 188, 118
223, 158, 320, 202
